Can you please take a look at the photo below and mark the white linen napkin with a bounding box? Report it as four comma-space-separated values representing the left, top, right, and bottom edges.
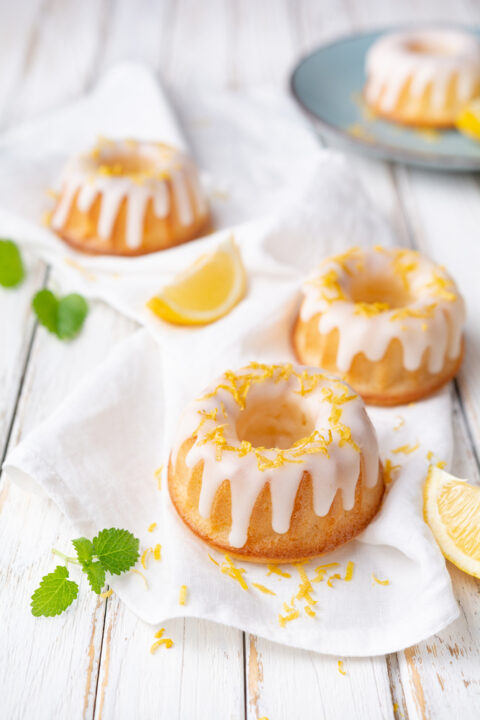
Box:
2, 63, 459, 655
4, 205, 460, 655
5, 323, 458, 657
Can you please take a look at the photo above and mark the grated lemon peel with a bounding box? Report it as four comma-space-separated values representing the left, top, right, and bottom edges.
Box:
154, 465, 163, 490
392, 442, 420, 455
220, 555, 248, 591
195, 363, 360, 470
384, 458, 401, 485
266, 564, 291, 578
252, 583, 276, 596
150, 628, 174, 652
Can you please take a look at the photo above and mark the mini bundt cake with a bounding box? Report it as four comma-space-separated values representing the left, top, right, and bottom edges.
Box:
365, 28, 480, 127
293, 246, 465, 406
168, 362, 384, 563
49, 138, 210, 256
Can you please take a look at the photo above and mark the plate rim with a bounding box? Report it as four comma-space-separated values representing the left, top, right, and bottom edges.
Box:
290, 25, 480, 171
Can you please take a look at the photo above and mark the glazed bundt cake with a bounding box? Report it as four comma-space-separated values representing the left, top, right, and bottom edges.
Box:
168, 362, 384, 562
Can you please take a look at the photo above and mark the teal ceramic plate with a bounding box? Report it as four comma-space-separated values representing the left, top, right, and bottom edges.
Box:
291, 28, 480, 171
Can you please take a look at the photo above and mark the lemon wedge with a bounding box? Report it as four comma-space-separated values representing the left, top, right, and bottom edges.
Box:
146, 236, 246, 325
456, 99, 480, 141
424, 466, 480, 578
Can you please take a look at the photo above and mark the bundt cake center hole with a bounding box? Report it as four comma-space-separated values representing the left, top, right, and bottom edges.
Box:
98, 153, 157, 176
236, 397, 315, 450
350, 274, 412, 309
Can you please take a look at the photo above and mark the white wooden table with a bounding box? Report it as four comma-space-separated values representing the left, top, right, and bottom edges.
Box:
1, 2, 480, 718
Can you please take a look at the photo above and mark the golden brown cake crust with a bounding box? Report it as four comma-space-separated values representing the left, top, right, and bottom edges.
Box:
50, 140, 211, 256
292, 315, 465, 407
168, 439, 385, 564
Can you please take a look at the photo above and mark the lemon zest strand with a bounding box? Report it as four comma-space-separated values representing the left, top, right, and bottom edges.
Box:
150, 629, 174, 653
344, 561, 355, 582
313, 563, 340, 583
220, 554, 248, 591
266, 564, 291, 578
252, 583, 276, 596
327, 573, 342, 588
141, 549, 151, 570
154, 465, 163, 490
392, 443, 420, 455
384, 458, 401, 485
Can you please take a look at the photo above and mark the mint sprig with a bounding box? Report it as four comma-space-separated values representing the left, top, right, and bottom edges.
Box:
31, 566, 79, 617
0, 239, 24, 288
32, 289, 88, 340
31, 528, 140, 617
92, 528, 140, 575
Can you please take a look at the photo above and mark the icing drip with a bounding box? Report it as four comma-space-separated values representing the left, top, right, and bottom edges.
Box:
51, 139, 207, 249
365, 29, 480, 112
300, 247, 465, 373
172, 363, 380, 548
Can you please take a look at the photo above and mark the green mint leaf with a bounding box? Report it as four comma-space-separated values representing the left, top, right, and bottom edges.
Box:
31, 565, 79, 617
57, 294, 88, 340
32, 289, 58, 334
32, 289, 88, 340
0, 239, 24, 288
92, 528, 140, 575
72, 537, 94, 566
83, 561, 106, 594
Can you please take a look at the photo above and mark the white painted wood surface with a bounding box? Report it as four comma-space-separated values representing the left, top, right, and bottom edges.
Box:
1, 1, 479, 718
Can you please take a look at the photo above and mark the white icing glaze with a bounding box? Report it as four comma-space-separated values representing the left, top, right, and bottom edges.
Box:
365, 29, 480, 112
171, 363, 380, 548
300, 247, 465, 373
51, 139, 208, 249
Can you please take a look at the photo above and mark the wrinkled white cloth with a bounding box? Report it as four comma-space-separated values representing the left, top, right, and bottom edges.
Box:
2, 63, 459, 656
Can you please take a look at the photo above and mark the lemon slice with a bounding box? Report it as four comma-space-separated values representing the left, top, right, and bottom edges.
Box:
146, 236, 246, 325
424, 466, 480, 578
456, 99, 480, 141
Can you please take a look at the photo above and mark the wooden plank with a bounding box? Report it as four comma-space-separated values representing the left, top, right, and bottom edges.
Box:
0, 0, 48, 458
100, 0, 177, 74
329, 1, 480, 716
0, 258, 46, 459
0, 300, 137, 720
3, 0, 110, 125
231, 0, 298, 87
396, 396, 480, 720
0, 0, 44, 125
93, 610, 244, 720
165, 0, 231, 88
0, 4, 135, 719
246, 635, 394, 720
93, 5, 247, 717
